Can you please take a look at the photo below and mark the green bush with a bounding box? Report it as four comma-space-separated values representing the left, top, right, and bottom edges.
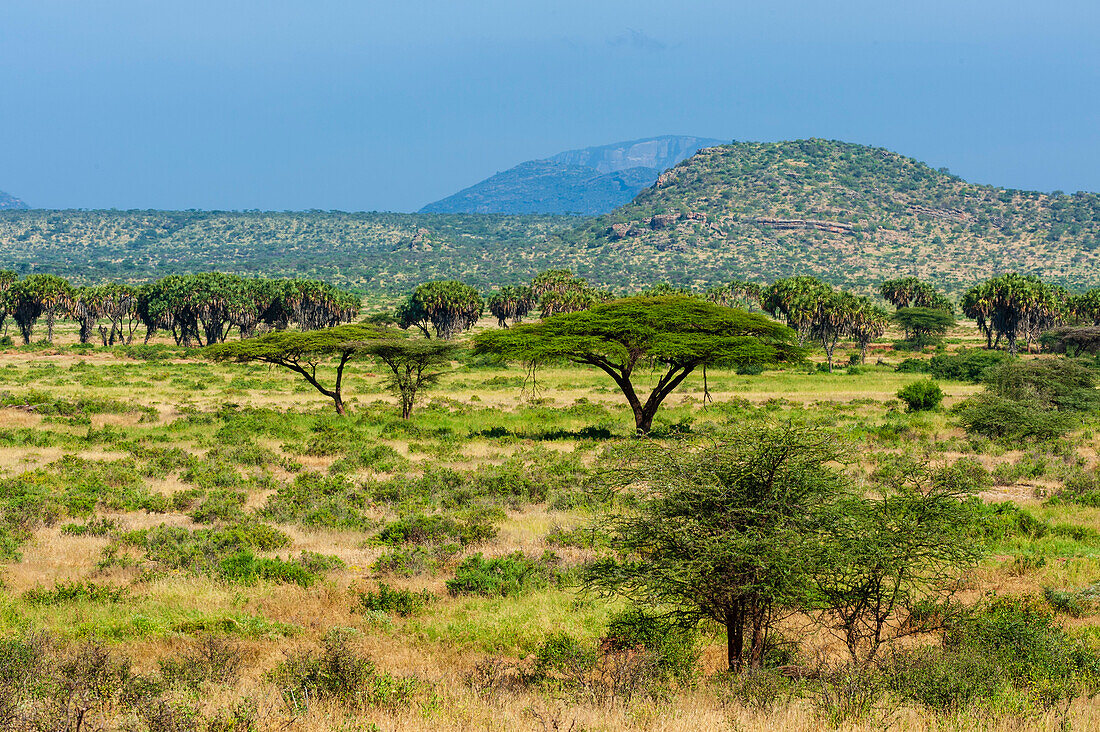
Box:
895, 349, 1010, 382
886, 594, 1100, 712
373, 544, 458, 576
217, 551, 317, 587
446, 551, 563, 597
261, 472, 371, 530
896, 379, 944, 412
22, 581, 127, 605
353, 583, 433, 617
534, 632, 596, 679
954, 393, 1074, 441
604, 608, 699, 681
376, 512, 497, 547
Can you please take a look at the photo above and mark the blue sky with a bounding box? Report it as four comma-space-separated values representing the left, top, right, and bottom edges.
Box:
2, 1, 1098, 211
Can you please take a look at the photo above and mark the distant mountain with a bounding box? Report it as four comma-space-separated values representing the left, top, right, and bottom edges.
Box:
419, 135, 723, 215
0, 190, 28, 210
546, 136, 724, 174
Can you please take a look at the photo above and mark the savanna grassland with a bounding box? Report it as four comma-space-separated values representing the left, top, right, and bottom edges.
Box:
3, 313, 1100, 732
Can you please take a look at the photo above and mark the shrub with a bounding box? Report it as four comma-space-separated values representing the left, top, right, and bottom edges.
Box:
158, 635, 243, 690
604, 608, 699, 681
22, 580, 127, 606
534, 632, 597, 679
217, 551, 318, 587
261, 472, 371, 530
886, 594, 1100, 712
266, 629, 419, 709
1044, 583, 1100, 617
954, 393, 1074, 441
353, 583, 433, 617
376, 512, 497, 547
895, 349, 1010, 382
896, 379, 944, 412
373, 544, 458, 576
446, 551, 563, 597
189, 489, 247, 523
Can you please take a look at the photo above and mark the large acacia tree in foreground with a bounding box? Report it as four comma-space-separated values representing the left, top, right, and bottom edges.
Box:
473, 295, 800, 433
205, 323, 381, 415
584, 423, 850, 672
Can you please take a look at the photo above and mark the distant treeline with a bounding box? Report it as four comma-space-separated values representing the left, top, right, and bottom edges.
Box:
0, 272, 360, 346
4, 268, 1100, 363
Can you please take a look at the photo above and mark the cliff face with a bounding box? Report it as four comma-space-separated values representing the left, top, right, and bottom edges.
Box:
419, 135, 724, 215
0, 190, 28, 210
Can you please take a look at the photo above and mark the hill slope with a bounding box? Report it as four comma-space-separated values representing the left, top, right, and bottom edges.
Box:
4, 140, 1100, 295
568, 139, 1100, 293
420, 135, 722, 215
0, 211, 577, 291
0, 190, 27, 210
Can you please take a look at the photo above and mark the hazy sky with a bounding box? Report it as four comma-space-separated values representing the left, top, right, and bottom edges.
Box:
2, 1, 1098, 211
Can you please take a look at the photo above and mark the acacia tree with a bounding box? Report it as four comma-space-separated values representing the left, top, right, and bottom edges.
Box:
892, 307, 957, 349
473, 295, 800, 434
811, 457, 985, 665
396, 280, 483, 340
487, 286, 534, 328
363, 340, 458, 419
205, 323, 381, 415
584, 423, 849, 672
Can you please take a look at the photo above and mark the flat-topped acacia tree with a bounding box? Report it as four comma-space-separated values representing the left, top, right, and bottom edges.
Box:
205, 323, 381, 415
473, 295, 801, 434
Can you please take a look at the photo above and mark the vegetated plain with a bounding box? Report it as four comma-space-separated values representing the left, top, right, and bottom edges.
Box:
3, 310, 1100, 732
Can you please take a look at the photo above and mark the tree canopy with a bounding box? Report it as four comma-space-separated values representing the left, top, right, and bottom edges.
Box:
473, 295, 800, 433
584, 423, 850, 671
892, 307, 957, 349
205, 323, 382, 415
361, 339, 459, 419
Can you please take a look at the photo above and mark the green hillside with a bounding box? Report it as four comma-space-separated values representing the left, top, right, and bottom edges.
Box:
0, 210, 577, 291
4, 139, 1100, 295
570, 139, 1100, 294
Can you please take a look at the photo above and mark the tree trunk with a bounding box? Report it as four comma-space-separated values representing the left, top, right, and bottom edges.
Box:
748, 600, 767, 671
634, 405, 656, 434
46, 309, 55, 343
725, 602, 745, 672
